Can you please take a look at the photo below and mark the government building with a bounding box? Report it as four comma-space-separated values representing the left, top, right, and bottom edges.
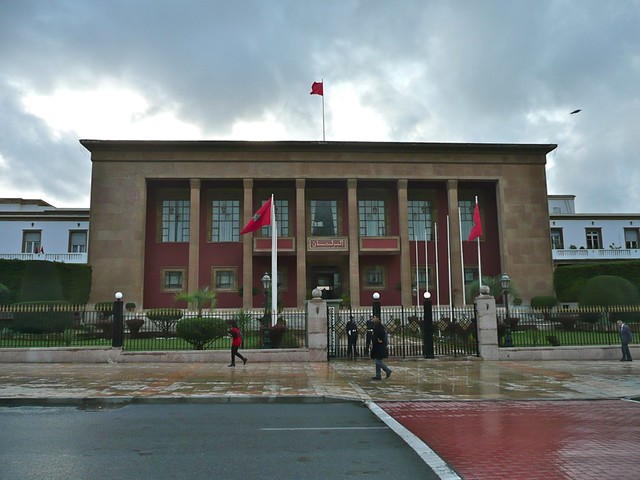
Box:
80, 140, 556, 309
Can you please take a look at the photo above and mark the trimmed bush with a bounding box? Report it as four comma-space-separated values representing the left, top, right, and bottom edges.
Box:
176, 316, 228, 350
146, 308, 184, 336
578, 275, 640, 323
11, 301, 74, 334
530, 296, 558, 309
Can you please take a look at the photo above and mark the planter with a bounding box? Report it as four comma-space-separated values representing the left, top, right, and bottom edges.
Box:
125, 318, 145, 335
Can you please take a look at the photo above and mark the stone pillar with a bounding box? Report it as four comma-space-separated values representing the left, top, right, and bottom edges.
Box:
397, 179, 412, 306
347, 179, 360, 307
446, 179, 463, 306
242, 180, 254, 310
188, 179, 201, 292
475, 285, 499, 360
296, 179, 307, 307
307, 288, 328, 362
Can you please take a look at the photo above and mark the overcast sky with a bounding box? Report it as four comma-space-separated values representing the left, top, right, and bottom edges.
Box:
1, 0, 639, 212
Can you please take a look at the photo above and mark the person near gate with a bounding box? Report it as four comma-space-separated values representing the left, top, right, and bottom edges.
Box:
365, 315, 374, 355
616, 320, 633, 362
346, 315, 358, 360
370, 316, 392, 380
228, 320, 248, 367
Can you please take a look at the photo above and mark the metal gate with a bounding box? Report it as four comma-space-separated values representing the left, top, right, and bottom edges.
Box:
327, 305, 478, 359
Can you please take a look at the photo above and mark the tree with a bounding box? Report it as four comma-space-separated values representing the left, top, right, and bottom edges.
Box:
174, 287, 217, 316
465, 275, 519, 305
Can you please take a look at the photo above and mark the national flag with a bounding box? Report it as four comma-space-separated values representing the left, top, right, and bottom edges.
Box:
40, 246, 44, 254
310, 81, 323, 96
467, 203, 483, 241
240, 197, 273, 234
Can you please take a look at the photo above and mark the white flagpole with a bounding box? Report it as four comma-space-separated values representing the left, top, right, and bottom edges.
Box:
447, 215, 453, 319
415, 234, 420, 309
458, 206, 466, 305
424, 227, 429, 294
271, 194, 277, 326
475, 196, 482, 289
321, 78, 326, 141
435, 222, 440, 307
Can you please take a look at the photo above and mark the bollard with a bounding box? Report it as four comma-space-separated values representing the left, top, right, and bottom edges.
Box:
423, 292, 435, 358
112, 291, 124, 348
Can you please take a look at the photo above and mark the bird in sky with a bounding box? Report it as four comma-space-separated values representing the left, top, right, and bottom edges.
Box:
570, 109, 582, 114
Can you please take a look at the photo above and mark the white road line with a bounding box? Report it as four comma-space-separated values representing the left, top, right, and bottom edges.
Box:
367, 402, 462, 480
261, 426, 387, 431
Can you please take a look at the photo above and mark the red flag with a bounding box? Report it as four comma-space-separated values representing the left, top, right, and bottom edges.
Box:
40, 246, 44, 254
240, 197, 273, 234
310, 81, 323, 96
467, 203, 483, 241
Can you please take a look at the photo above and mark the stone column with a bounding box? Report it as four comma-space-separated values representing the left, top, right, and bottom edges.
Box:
446, 179, 463, 306
307, 288, 328, 362
188, 179, 201, 292
296, 179, 307, 307
347, 179, 360, 307
397, 179, 411, 306
475, 286, 498, 360
242, 180, 254, 310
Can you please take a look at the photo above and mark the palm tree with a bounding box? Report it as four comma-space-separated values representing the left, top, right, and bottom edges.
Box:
175, 286, 217, 317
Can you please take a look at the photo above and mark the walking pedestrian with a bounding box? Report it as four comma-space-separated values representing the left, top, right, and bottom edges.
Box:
617, 320, 633, 362
346, 315, 358, 360
370, 316, 392, 380
365, 315, 374, 355
228, 321, 248, 367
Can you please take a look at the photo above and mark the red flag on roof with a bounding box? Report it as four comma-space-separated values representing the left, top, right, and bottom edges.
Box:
467, 203, 483, 241
310, 81, 323, 96
240, 197, 273, 234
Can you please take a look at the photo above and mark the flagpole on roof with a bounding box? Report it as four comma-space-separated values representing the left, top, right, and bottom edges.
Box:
321, 78, 325, 141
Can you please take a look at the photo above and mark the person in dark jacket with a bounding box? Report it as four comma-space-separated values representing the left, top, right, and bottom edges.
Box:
617, 320, 633, 361
228, 321, 248, 367
346, 315, 358, 360
370, 316, 392, 380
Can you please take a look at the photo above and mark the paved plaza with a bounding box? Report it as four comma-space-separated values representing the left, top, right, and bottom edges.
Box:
1, 358, 639, 479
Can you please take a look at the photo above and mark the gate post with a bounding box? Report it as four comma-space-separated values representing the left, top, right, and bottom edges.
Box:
112, 291, 124, 348
307, 288, 328, 362
475, 286, 498, 360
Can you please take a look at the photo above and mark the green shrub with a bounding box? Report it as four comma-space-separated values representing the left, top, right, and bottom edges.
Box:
578, 275, 640, 323
0, 283, 10, 305
11, 301, 74, 334
176, 316, 228, 350
146, 308, 184, 336
530, 296, 558, 309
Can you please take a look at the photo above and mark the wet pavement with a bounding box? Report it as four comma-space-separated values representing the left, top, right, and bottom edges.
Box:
1, 358, 639, 479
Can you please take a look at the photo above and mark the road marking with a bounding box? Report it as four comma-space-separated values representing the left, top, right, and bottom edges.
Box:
261, 426, 387, 431
367, 402, 462, 480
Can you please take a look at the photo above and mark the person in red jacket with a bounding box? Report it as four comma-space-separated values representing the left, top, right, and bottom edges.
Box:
228, 321, 247, 367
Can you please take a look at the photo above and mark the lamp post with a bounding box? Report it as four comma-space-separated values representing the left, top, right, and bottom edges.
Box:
372, 292, 381, 319
261, 272, 271, 348
423, 291, 435, 358
112, 291, 124, 348
501, 273, 513, 347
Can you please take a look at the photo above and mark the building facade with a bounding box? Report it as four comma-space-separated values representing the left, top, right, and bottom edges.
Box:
549, 195, 640, 266
81, 140, 556, 309
0, 199, 89, 264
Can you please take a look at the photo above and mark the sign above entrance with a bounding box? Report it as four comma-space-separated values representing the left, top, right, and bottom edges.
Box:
307, 237, 349, 252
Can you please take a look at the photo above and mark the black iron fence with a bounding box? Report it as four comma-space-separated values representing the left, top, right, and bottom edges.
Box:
497, 305, 640, 347
329, 305, 478, 359
0, 304, 307, 351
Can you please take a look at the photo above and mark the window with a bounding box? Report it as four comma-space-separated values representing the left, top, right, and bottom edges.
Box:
161, 269, 185, 292
585, 228, 602, 249
69, 230, 87, 253
625, 229, 639, 249
464, 267, 478, 284
363, 265, 385, 289
22, 230, 41, 253
550, 228, 564, 249
211, 200, 240, 242
458, 200, 474, 240
412, 267, 433, 292
162, 200, 190, 242
358, 200, 386, 237
262, 198, 289, 237
310, 200, 337, 236
213, 268, 237, 292
408, 201, 432, 241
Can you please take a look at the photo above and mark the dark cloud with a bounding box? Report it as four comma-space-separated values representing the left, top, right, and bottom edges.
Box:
0, 0, 638, 210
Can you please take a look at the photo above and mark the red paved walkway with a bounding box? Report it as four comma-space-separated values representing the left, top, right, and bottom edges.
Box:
381, 400, 640, 480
